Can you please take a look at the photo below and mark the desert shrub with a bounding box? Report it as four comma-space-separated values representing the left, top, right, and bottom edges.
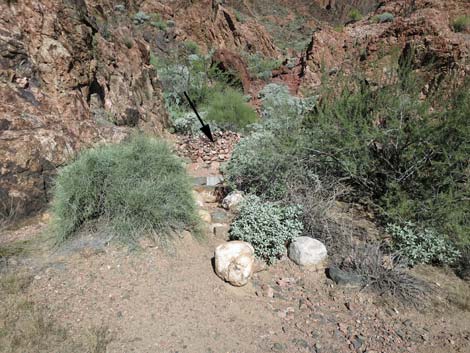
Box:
149, 13, 166, 30
133, 11, 150, 25
204, 88, 257, 130
50, 135, 198, 245
339, 243, 430, 303
386, 222, 460, 266
348, 8, 362, 21
229, 195, 303, 264
303, 74, 470, 245
245, 53, 281, 81
452, 15, 470, 32
372, 12, 394, 23
183, 40, 200, 55
224, 83, 315, 198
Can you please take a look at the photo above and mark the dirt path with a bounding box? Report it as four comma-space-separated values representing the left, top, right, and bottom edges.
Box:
2, 148, 470, 353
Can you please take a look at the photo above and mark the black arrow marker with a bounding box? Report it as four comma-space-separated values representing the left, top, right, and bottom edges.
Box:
183, 91, 214, 143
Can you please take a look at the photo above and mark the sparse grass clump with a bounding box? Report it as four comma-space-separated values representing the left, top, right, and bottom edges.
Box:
340, 243, 430, 303
452, 15, 470, 32
205, 88, 257, 130
51, 135, 198, 245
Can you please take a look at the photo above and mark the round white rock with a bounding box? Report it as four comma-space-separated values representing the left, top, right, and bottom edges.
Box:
288, 237, 328, 266
214, 241, 254, 286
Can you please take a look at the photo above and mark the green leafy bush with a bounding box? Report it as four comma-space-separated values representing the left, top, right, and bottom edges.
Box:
51, 135, 198, 244
229, 195, 303, 264
386, 222, 460, 266
205, 88, 257, 130
452, 15, 470, 32
348, 8, 362, 22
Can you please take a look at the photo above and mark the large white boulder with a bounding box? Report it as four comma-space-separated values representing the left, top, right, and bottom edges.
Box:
222, 191, 244, 211
214, 241, 255, 286
288, 237, 327, 266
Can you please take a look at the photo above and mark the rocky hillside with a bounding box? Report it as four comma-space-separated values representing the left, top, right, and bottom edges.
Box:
0, 0, 168, 217
1, 0, 469, 219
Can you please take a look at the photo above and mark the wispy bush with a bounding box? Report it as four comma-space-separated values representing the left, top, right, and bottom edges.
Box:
205, 88, 257, 131
50, 135, 198, 245
229, 195, 303, 264
339, 243, 430, 303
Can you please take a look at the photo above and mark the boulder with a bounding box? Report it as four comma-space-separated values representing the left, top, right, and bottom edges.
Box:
214, 241, 254, 286
288, 237, 328, 266
222, 191, 244, 211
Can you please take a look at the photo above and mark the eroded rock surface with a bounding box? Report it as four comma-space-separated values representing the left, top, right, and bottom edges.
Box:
0, 0, 168, 217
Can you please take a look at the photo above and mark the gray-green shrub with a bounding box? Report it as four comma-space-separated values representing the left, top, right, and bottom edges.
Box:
229, 195, 303, 264
51, 135, 198, 244
386, 222, 460, 266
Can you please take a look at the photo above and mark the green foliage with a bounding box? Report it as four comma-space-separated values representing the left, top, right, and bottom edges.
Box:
150, 13, 167, 30
205, 88, 257, 130
226, 65, 470, 254
224, 83, 315, 198
348, 8, 363, 21
183, 40, 200, 55
50, 135, 198, 245
304, 74, 470, 245
386, 222, 460, 266
229, 195, 303, 264
452, 15, 470, 32
372, 12, 394, 23
133, 11, 150, 25
245, 53, 281, 81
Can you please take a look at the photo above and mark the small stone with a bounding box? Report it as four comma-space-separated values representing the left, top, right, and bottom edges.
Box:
206, 175, 223, 186
222, 191, 244, 211
211, 210, 229, 223
272, 343, 285, 351
193, 176, 207, 186
260, 284, 274, 298
327, 266, 363, 287
351, 335, 363, 350
212, 224, 230, 237
214, 241, 255, 286
288, 237, 328, 267
198, 209, 211, 223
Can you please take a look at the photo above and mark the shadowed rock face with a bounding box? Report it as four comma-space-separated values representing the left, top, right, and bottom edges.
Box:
0, 0, 169, 217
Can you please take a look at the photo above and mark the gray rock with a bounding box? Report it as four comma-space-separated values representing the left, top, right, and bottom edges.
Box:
222, 191, 244, 210
327, 266, 363, 287
206, 175, 223, 186
193, 176, 207, 186
211, 210, 229, 223
288, 237, 327, 266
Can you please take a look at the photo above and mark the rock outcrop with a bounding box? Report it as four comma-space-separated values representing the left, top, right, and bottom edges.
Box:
0, 0, 169, 217
298, 0, 470, 91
